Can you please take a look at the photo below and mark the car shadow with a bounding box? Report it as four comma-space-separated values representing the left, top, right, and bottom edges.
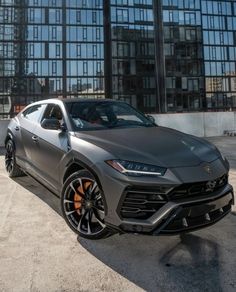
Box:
0, 147, 5, 156
79, 232, 222, 291
12, 175, 62, 216
11, 174, 226, 291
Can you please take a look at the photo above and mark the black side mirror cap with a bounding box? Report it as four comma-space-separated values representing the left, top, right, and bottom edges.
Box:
146, 114, 156, 124
61, 122, 67, 132
41, 118, 61, 130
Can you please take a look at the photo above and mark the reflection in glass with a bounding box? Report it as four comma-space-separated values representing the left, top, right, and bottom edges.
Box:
0, 1, 105, 115
0, 0, 236, 115
110, 1, 157, 112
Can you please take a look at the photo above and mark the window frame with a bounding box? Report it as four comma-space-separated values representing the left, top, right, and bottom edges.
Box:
22, 104, 46, 124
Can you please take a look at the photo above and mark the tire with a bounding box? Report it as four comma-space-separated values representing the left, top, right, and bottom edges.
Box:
61, 170, 112, 240
5, 139, 25, 178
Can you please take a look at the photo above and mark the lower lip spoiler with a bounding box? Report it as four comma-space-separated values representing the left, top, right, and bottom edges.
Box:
111, 188, 234, 235
151, 206, 183, 235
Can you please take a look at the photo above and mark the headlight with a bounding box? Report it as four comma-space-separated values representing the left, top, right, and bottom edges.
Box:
106, 160, 167, 176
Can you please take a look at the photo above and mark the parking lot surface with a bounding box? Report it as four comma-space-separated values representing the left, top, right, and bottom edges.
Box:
0, 137, 235, 292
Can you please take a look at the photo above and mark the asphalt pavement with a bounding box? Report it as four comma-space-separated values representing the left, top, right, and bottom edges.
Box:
0, 137, 235, 292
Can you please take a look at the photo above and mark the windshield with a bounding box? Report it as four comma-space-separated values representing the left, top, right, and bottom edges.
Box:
66, 101, 155, 131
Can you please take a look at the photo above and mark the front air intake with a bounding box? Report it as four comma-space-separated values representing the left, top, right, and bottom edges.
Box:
119, 187, 168, 220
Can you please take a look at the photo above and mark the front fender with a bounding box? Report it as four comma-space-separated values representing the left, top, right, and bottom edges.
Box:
59, 133, 115, 187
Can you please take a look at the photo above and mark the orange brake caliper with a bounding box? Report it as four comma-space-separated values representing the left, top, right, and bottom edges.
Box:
74, 181, 92, 213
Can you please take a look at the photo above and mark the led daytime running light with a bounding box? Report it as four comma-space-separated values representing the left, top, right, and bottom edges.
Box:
106, 160, 166, 176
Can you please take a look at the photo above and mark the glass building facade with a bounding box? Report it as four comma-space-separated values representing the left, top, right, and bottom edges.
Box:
110, 0, 157, 112
163, 0, 205, 111
0, 0, 236, 115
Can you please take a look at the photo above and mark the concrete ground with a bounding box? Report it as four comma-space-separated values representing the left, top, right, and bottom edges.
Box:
0, 137, 235, 292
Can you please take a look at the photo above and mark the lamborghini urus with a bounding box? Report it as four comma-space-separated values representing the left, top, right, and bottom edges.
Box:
5, 99, 234, 239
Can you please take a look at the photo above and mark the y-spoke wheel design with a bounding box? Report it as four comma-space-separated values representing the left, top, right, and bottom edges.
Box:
61, 170, 110, 239
5, 140, 24, 177
5, 140, 14, 174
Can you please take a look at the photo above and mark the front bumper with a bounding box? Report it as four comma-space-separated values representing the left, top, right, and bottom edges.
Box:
102, 177, 234, 235
95, 159, 234, 235
118, 185, 234, 235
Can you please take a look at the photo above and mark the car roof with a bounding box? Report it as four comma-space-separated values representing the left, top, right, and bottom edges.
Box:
62, 98, 118, 104
29, 98, 122, 106
21, 98, 125, 114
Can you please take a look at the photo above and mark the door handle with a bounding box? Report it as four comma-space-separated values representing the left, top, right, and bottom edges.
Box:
32, 136, 39, 142
14, 126, 20, 131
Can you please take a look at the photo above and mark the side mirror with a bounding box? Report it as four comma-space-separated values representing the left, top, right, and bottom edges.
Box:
60, 122, 67, 132
146, 114, 156, 124
41, 118, 61, 130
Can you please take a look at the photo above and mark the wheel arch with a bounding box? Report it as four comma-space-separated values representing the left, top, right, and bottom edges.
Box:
62, 161, 85, 184
62, 159, 108, 215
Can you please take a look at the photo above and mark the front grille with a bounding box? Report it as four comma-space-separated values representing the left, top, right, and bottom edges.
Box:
169, 174, 228, 201
119, 174, 228, 220
120, 188, 168, 220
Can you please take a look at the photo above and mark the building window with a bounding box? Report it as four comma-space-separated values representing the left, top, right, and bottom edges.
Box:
117, 9, 128, 22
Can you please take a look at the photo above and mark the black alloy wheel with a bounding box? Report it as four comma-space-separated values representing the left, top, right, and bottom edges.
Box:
61, 170, 111, 239
5, 140, 24, 177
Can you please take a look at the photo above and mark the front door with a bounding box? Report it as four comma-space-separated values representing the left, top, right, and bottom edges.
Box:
30, 104, 70, 192
17, 104, 46, 171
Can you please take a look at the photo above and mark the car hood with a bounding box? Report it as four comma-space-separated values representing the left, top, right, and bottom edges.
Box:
74, 127, 220, 168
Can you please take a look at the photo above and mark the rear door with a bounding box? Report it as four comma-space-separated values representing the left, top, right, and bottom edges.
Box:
30, 103, 70, 191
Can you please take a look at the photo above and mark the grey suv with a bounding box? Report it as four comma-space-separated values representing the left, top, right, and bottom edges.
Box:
5, 99, 234, 239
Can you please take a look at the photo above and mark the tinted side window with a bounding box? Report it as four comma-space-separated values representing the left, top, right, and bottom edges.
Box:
23, 104, 45, 123
42, 104, 64, 122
